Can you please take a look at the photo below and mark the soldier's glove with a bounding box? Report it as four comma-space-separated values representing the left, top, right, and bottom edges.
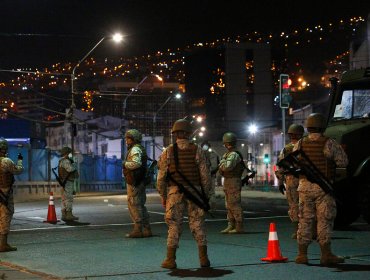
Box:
278, 184, 286, 195
17, 153, 23, 160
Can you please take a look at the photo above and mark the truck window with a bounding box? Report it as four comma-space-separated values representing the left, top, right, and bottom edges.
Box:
333, 89, 370, 119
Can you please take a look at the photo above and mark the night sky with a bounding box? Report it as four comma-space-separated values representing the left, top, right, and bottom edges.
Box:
0, 0, 369, 68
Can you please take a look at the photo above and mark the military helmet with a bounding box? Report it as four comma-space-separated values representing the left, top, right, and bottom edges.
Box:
125, 129, 142, 142
222, 132, 237, 144
0, 138, 8, 151
306, 113, 326, 128
60, 146, 72, 156
288, 124, 304, 135
171, 119, 192, 134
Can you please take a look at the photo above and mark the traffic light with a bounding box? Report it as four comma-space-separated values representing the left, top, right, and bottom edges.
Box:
263, 153, 270, 164
279, 74, 291, 108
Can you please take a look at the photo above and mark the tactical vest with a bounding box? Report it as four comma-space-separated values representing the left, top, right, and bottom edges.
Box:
0, 157, 14, 191
221, 151, 244, 178
124, 144, 148, 185
58, 158, 78, 182
168, 143, 201, 186
301, 136, 335, 180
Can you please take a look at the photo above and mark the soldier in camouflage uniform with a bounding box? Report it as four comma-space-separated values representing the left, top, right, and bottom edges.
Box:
0, 138, 23, 252
58, 146, 79, 222
201, 141, 220, 188
123, 129, 152, 238
219, 132, 245, 234
275, 124, 304, 239
293, 113, 348, 266
157, 119, 213, 269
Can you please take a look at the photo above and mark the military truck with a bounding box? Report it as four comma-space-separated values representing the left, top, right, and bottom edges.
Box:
325, 67, 370, 228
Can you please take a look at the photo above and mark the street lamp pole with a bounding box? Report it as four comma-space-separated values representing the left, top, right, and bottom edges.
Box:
70, 37, 105, 154
120, 74, 163, 160
70, 33, 123, 154
152, 93, 181, 160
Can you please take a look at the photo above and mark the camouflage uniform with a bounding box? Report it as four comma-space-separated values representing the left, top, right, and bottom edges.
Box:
124, 144, 150, 233
294, 134, 348, 246
276, 142, 299, 223
59, 157, 78, 213
157, 138, 212, 248
219, 150, 244, 233
202, 143, 220, 189
0, 157, 23, 235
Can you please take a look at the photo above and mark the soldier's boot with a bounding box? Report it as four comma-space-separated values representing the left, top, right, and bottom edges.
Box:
142, 224, 153, 238
61, 209, 67, 221
161, 247, 177, 269
198, 245, 210, 267
320, 243, 345, 266
66, 210, 79, 221
295, 244, 308, 264
229, 223, 244, 234
291, 222, 299, 239
0, 234, 17, 252
125, 224, 143, 238
220, 224, 235, 234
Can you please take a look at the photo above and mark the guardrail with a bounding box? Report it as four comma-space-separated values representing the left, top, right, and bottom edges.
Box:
13, 181, 123, 202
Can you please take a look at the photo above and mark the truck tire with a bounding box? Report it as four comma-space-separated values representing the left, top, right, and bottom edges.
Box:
359, 182, 370, 224
334, 179, 360, 229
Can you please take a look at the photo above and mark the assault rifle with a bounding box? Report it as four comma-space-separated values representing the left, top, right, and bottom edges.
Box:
277, 150, 337, 199
52, 166, 71, 189
242, 170, 256, 186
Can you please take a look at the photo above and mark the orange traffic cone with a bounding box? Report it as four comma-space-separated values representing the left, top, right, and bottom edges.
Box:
261, 222, 288, 262
43, 192, 59, 224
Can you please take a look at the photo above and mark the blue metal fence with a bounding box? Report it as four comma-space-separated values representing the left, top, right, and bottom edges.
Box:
9, 146, 123, 184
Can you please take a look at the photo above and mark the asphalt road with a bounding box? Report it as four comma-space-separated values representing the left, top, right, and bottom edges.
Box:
1, 190, 369, 279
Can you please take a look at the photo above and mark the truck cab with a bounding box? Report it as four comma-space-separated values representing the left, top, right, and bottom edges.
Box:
325, 67, 370, 227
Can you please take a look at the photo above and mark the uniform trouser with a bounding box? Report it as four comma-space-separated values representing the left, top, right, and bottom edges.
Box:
165, 190, 207, 248
223, 177, 243, 226
61, 181, 74, 211
297, 182, 336, 246
0, 191, 14, 235
127, 183, 150, 226
285, 175, 299, 222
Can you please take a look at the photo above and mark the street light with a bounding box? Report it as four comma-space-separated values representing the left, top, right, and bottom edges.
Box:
69, 33, 123, 154
120, 74, 164, 160
152, 93, 181, 160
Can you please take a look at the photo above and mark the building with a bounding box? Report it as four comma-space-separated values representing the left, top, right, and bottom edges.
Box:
185, 43, 276, 141
350, 13, 370, 69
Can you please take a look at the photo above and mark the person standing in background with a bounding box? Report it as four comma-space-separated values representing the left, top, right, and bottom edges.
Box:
0, 138, 24, 252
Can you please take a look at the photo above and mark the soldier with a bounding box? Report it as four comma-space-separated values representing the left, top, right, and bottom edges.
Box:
275, 124, 304, 239
123, 129, 152, 238
294, 113, 348, 266
157, 119, 213, 269
58, 146, 79, 222
0, 138, 23, 252
218, 132, 245, 234
201, 141, 220, 187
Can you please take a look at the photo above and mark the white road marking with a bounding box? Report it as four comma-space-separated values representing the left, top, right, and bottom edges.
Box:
12, 215, 289, 232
